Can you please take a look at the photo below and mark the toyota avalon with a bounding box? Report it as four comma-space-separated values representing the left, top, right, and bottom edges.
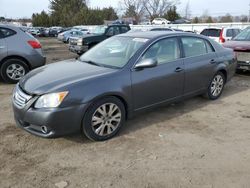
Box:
12, 32, 237, 141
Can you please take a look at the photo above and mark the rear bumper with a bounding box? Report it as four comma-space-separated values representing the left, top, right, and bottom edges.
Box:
26, 54, 46, 69
69, 45, 88, 54
12, 99, 89, 138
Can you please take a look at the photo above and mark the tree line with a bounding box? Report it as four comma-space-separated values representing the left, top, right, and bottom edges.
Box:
32, 0, 118, 27
31, 0, 249, 27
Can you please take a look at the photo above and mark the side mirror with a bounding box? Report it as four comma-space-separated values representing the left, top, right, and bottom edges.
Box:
134, 58, 157, 70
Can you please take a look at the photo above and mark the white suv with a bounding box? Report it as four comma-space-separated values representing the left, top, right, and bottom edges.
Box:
152, 18, 171, 25
200, 27, 241, 43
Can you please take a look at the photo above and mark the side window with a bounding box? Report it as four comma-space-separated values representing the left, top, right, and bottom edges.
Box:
114, 27, 120, 35
233, 29, 241, 37
0, 28, 16, 38
106, 27, 114, 36
205, 40, 215, 53
121, 26, 129, 33
200, 29, 208, 36
142, 37, 180, 65
181, 37, 208, 57
226, 29, 233, 37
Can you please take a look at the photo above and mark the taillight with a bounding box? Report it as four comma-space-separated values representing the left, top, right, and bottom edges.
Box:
219, 29, 225, 43
27, 40, 41, 49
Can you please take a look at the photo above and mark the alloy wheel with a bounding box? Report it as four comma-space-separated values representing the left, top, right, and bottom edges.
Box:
210, 75, 224, 97
6, 64, 26, 81
91, 103, 122, 136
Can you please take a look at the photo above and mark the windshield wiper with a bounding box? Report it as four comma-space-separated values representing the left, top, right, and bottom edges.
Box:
80, 59, 103, 67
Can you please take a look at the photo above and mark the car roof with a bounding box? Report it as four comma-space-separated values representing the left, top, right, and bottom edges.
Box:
119, 31, 196, 39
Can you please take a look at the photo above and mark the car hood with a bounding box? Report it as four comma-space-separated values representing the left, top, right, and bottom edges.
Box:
223, 40, 250, 51
19, 59, 117, 95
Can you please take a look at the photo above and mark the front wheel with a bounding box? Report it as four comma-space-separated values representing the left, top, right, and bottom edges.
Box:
82, 97, 126, 141
205, 72, 225, 100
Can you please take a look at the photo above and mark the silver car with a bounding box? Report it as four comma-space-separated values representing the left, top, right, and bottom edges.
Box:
0, 25, 46, 83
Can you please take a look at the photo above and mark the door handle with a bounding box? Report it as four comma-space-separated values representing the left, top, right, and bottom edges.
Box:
0, 46, 5, 49
210, 59, 216, 64
175, 67, 183, 72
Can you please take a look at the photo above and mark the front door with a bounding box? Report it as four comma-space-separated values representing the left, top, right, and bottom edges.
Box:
131, 37, 185, 110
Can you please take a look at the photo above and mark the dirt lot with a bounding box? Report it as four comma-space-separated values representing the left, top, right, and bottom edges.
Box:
1, 38, 250, 188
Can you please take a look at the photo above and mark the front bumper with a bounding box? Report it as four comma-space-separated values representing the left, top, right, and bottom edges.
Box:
69, 45, 88, 54
237, 61, 250, 71
12, 94, 89, 138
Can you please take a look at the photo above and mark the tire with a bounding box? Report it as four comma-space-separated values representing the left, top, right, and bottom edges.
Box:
82, 97, 126, 141
205, 72, 226, 100
0, 58, 29, 84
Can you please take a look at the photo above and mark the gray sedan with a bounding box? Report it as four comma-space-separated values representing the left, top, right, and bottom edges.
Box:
0, 25, 46, 83
12, 31, 236, 141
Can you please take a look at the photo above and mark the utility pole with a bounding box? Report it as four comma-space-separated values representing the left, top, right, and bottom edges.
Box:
248, 3, 250, 22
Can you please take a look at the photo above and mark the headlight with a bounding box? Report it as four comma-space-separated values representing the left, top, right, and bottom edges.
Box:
77, 38, 83, 46
34, 91, 68, 109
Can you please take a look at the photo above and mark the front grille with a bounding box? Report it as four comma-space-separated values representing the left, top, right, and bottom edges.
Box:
236, 52, 250, 62
13, 85, 32, 108
70, 39, 77, 45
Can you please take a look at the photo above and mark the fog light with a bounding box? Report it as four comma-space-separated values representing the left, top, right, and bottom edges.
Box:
41, 126, 48, 134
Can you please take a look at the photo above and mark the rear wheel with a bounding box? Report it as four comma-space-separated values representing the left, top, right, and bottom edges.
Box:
205, 72, 225, 100
82, 97, 125, 141
0, 58, 29, 84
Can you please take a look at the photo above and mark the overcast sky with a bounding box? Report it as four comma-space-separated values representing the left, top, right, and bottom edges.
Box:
0, 0, 249, 18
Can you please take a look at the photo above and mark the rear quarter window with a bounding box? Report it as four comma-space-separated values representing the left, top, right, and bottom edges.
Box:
0, 28, 16, 38
121, 26, 129, 33
226, 29, 233, 37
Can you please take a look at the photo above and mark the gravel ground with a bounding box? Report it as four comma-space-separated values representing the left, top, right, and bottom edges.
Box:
0, 38, 250, 188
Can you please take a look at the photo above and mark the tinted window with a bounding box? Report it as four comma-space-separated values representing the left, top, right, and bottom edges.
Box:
107, 26, 120, 36
121, 26, 129, 33
201, 29, 221, 37
142, 38, 180, 64
0, 28, 16, 38
226, 29, 233, 37
181, 37, 208, 57
233, 29, 241, 37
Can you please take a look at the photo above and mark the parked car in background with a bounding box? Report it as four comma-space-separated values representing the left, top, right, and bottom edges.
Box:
172, 18, 191, 24
13, 31, 236, 141
223, 27, 250, 71
58, 30, 88, 43
68, 31, 89, 45
200, 27, 241, 44
28, 28, 41, 36
139, 19, 151, 25
69, 24, 131, 55
38, 28, 49, 37
0, 24, 46, 83
152, 18, 170, 25
48, 27, 64, 37
150, 28, 183, 32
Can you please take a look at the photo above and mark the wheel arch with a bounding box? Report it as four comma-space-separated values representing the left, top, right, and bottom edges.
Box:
217, 69, 228, 83
0, 55, 31, 70
86, 93, 130, 120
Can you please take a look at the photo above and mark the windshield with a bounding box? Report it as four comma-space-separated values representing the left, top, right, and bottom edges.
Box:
79, 36, 148, 68
93, 26, 107, 34
234, 27, 250, 41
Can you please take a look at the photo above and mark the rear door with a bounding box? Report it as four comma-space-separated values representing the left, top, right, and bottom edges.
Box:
181, 36, 218, 95
0, 28, 8, 61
